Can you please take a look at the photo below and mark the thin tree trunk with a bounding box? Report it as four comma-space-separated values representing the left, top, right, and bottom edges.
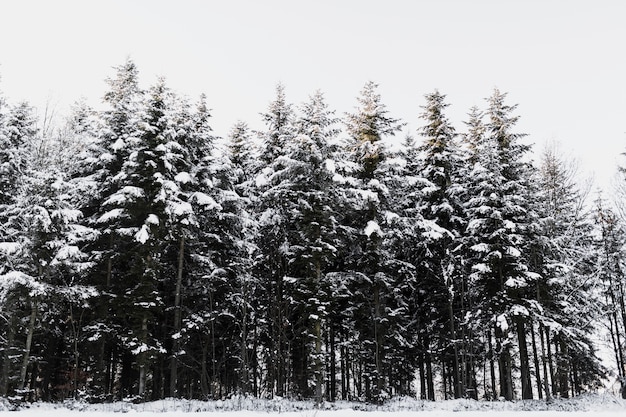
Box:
330, 326, 336, 401
530, 321, 542, 400
488, 328, 497, 400
241, 275, 249, 394
373, 284, 383, 402
558, 337, 569, 398
209, 289, 217, 399
138, 315, 148, 398
106, 234, 113, 289
200, 337, 209, 398
448, 297, 461, 398
1, 313, 15, 396
314, 260, 323, 404
418, 351, 426, 400
425, 335, 435, 401
252, 313, 258, 397
615, 272, 626, 348
539, 324, 551, 401
613, 310, 625, 376
69, 304, 84, 399
170, 236, 185, 397
18, 300, 37, 392
442, 357, 448, 400
340, 344, 347, 400
497, 329, 513, 401
276, 275, 284, 397
546, 329, 556, 396
608, 308, 624, 377
517, 319, 532, 399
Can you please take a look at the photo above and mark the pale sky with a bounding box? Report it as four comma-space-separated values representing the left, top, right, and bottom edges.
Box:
1, 0, 625, 190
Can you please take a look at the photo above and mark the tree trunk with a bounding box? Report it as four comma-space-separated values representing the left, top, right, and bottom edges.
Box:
425, 334, 435, 401
209, 289, 217, 398
545, 328, 557, 396
1, 312, 15, 396
138, 315, 148, 398
69, 304, 84, 399
330, 326, 336, 401
557, 337, 569, 398
241, 276, 249, 394
340, 344, 347, 400
170, 235, 185, 398
516, 319, 532, 399
314, 260, 323, 404
539, 324, 551, 400
448, 298, 461, 398
488, 328, 497, 400
418, 352, 426, 400
373, 284, 384, 402
497, 326, 513, 401
106, 233, 113, 289
18, 300, 37, 392
252, 314, 258, 397
530, 321, 542, 399
276, 275, 284, 397
200, 337, 209, 398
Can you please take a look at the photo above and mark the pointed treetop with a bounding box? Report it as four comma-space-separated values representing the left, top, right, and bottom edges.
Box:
103, 57, 141, 107
260, 83, 294, 164
345, 81, 404, 145
463, 106, 486, 164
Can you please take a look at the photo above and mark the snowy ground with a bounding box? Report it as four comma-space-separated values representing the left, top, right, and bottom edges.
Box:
1, 394, 626, 416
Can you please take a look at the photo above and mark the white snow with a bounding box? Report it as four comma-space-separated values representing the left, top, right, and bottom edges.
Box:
174, 172, 193, 184
53, 245, 81, 262
110, 138, 125, 151
510, 304, 530, 317
384, 211, 400, 223
505, 246, 521, 257
255, 167, 272, 188
471, 263, 491, 273
172, 201, 193, 217
0, 242, 20, 255
135, 224, 151, 244
52, 208, 83, 223
146, 214, 160, 226
325, 158, 336, 174
496, 313, 509, 332
364, 220, 381, 237
505, 277, 528, 288
2, 394, 626, 415
192, 192, 221, 210
470, 243, 489, 253
98, 208, 124, 223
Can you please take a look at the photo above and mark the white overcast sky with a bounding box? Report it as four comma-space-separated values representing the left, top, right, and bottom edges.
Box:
1, 0, 625, 190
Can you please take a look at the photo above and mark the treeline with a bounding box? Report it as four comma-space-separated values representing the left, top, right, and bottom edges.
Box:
0, 59, 624, 404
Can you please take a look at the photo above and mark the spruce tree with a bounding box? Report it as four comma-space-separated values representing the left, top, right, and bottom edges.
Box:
341, 81, 404, 403
254, 84, 296, 397
463, 89, 536, 400
415, 90, 465, 398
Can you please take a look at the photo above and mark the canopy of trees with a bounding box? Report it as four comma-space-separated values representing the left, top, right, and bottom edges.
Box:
0, 60, 622, 404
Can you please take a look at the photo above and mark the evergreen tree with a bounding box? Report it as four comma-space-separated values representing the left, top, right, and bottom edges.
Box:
286, 90, 339, 401
84, 58, 144, 400
463, 89, 536, 400
415, 90, 465, 399
254, 84, 296, 397
340, 81, 404, 403
0, 114, 96, 400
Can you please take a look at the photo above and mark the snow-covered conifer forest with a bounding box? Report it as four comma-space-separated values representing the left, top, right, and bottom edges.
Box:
1, 59, 626, 406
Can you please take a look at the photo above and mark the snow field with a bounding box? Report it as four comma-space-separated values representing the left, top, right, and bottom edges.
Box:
1, 395, 626, 415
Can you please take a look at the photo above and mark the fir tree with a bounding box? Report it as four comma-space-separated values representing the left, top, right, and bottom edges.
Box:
463, 89, 536, 400
415, 90, 465, 399
340, 81, 404, 403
